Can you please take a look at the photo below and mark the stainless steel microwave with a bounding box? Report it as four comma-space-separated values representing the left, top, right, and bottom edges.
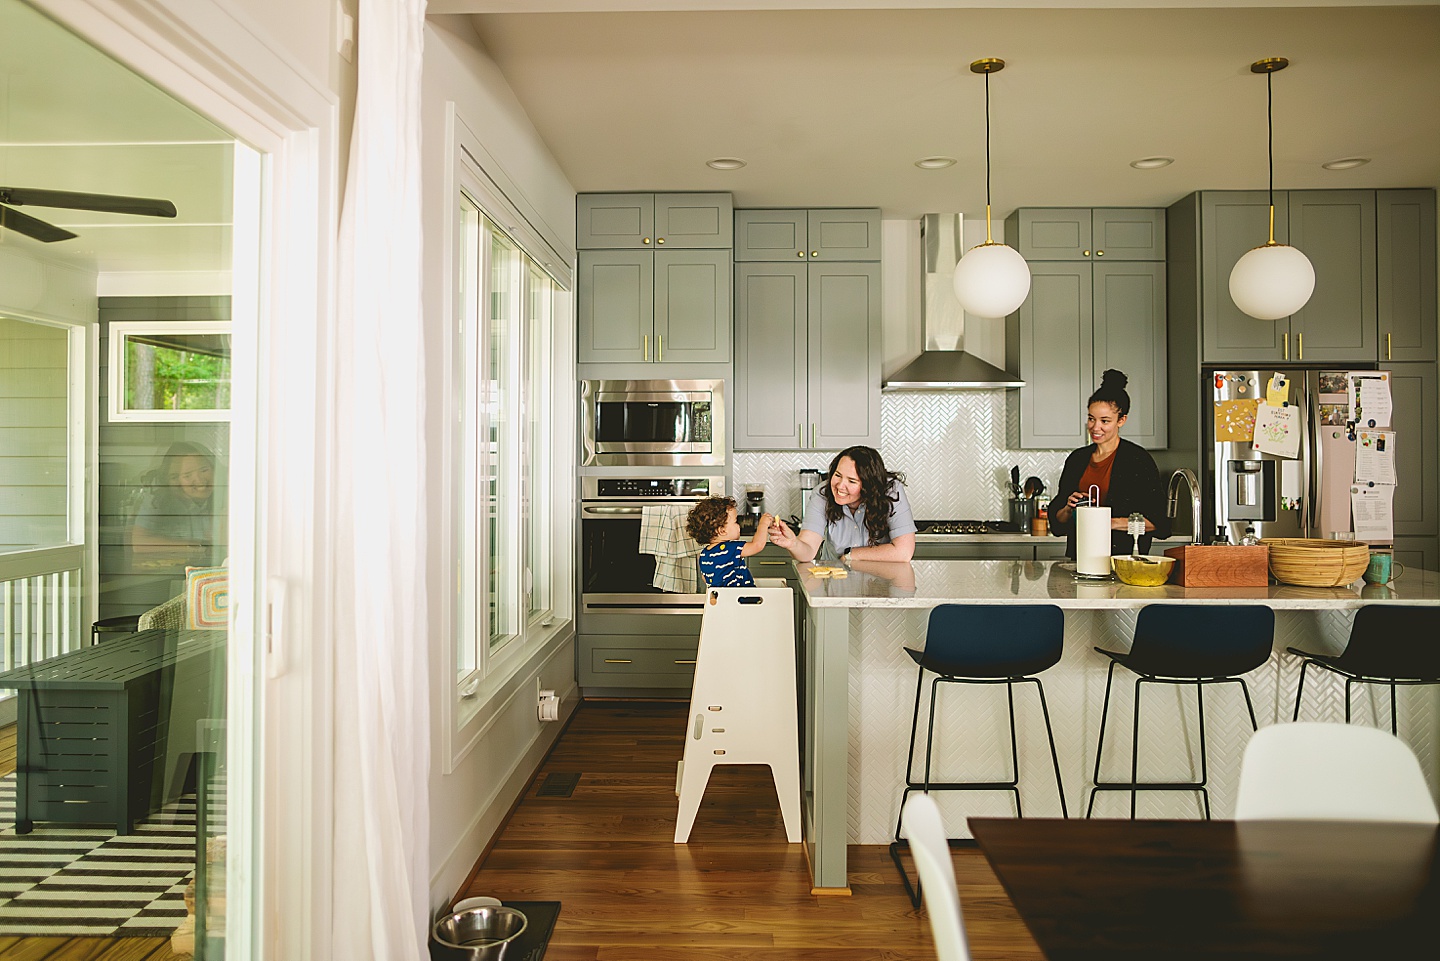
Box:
580, 379, 725, 467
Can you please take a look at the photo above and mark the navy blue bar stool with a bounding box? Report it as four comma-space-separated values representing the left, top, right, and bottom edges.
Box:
1289, 606, 1440, 735
1087, 604, 1274, 820
890, 603, 1067, 906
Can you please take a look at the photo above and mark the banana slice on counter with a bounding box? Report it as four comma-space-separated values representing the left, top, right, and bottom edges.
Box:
807, 565, 848, 578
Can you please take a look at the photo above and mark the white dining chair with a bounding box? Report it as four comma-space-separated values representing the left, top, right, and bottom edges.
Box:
900, 794, 972, 961
1235, 722, 1439, 823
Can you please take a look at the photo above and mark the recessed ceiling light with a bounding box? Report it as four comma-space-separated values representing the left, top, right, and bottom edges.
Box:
1322, 157, 1371, 170
706, 158, 746, 170
915, 157, 957, 169
1129, 157, 1174, 169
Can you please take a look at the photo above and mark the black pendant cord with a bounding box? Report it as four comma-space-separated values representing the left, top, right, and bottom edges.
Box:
1267, 69, 1275, 214
984, 70, 993, 242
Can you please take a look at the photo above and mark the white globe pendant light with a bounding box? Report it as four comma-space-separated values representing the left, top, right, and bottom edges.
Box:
1229, 57, 1315, 321
953, 58, 1031, 318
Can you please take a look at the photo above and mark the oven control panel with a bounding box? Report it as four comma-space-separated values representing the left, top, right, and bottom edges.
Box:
584, 476, 721, 500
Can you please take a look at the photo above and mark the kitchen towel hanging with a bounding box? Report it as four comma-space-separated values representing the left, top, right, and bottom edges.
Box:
1076, 485, 1111, 577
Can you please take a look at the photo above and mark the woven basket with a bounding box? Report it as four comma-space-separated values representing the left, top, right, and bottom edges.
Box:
1261, 538, 1371, 587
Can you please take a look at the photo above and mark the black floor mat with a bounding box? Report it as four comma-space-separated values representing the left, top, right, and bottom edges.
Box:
501, 901, 560, 961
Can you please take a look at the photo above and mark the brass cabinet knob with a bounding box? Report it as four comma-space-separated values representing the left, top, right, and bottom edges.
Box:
657, 237, 665, 244
642, 237, 650, 244
797, 250, 805, 258
1096, 250, 1105, 256
811, 250, 818, 257
1083, 249, 1091, 257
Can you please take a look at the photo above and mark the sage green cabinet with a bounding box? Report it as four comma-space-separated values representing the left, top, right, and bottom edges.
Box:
1013, 208, 1166, 262
733, 261, 881, 450
1006, 261, 1167, 450
1378, 190, 1437, 363
734, 208, 881, 262
577, 248, 731, 364
1388, 362, 1438, 538
1184, 190, 1380, 365
577, 192, 733, 249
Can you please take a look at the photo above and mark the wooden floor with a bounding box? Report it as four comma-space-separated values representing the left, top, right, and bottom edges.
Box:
457, 701, 1044, 961
0, 724, 183, 961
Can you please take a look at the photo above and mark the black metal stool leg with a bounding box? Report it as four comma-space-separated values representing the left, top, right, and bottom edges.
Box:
1130, 677, 1144, 820
1087, 660, 1120, 818
1196, 682, 1211, 820
1031, 678, 1068, 818
1006, 680, 1022, 818
1345, 678, 1354, 724
1292, 659, 1311, 721
1390, 682, 1398, 736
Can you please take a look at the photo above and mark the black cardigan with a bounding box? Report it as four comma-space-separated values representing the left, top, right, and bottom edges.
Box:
1047, 438, 1171, 558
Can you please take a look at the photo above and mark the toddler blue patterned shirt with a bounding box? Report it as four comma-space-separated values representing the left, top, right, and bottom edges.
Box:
698, 541, 755, 588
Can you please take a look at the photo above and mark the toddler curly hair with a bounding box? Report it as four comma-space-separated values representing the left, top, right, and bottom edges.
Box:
685, 496, 736, 546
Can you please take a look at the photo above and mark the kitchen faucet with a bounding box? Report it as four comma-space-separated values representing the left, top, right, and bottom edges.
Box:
1166, 468, 1203, 545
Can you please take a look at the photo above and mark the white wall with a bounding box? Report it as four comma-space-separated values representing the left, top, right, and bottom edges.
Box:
421, 15, 580, 906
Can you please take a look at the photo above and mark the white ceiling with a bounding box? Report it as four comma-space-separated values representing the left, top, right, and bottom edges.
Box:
446, 0, 1440, 219
0, 2, 233, 278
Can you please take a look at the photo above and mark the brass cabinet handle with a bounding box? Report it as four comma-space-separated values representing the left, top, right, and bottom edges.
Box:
1387, 331, 1393, 360
758, 561, 787, 566
811, 250, 818, 257
1282, 332, 1289, 360
1083, 249, 1091, 257
811, 423, 817, 447
644, 334, 650, 362
657, 335, 662, 362
797, 250, 805, 258
798, 423, 804, 447
1096, 249, 1105, 257
604, 658, 633, 664
674, 659, 696, 665
643, 237, 651, 245
1297, 332, 1303, 359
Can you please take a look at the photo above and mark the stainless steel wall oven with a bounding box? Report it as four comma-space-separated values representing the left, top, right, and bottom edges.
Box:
580, 379, 725, 467
579, 475, 719, 614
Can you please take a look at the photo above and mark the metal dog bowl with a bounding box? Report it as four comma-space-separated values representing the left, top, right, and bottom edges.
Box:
431, 904, 527, 961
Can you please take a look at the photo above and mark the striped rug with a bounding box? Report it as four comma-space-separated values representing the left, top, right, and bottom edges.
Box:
0, 774, 213, 937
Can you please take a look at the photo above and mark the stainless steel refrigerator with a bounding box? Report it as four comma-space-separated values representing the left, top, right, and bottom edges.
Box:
1205, 367, 1377, 543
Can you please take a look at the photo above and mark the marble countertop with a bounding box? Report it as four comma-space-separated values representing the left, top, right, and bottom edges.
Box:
796, 559, 1440, 609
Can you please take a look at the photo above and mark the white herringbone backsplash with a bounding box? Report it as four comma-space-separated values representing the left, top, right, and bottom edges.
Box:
733, 390, 1072, 521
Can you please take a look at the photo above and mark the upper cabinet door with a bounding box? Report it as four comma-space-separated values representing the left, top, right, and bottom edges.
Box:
1093, 262, 1167, 449
653, 249, 731, 363
734, 263, 808, 449
1287, 190, 1376, 364
1200, 190, 1291, 365
1015, 208, 1092, 260
577, 250, 653, 363
578, 192, 731, 248
577, 193, 655, 249
806, 209, 881, 261
734, 209, 807, 261
1092, 208, 1166, 261
808, 262, 881, 449
1377, 189, 1437, 363
1012, 262, 1094, 448
653, 193, 733, 248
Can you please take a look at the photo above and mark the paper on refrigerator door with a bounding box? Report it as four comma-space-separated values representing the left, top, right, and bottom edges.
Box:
1214, 399, 1258, 442
1351, 484, 1394, 542
1252, 402, 1301, 458
1348, 371, 1392, 428
1354, 430, 1397, 486
1318, 428, 1358, 538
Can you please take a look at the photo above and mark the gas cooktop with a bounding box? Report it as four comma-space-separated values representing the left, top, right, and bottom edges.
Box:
915, 519, 1023, 535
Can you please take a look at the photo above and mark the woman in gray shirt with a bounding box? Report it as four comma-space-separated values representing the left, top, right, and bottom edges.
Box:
769, 446, 916, 563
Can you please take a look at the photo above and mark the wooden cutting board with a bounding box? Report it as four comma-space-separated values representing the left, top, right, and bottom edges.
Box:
1163, 545, 1270, 587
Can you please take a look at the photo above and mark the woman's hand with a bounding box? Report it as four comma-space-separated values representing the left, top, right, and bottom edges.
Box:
768, 517, 796, 549
1056, 490, 1089, 524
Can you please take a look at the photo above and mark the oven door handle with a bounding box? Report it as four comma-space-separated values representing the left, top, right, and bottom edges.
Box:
581, 506, 645, 515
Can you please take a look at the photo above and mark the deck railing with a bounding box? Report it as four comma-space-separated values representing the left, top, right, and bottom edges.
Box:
0, 546, 84, 684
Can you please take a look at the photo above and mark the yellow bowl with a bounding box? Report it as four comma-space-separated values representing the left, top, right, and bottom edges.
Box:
1111, 554, 1175, 587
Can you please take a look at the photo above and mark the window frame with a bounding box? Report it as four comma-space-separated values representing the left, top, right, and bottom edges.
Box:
444, 112, 576, 764
106, 320, 232, 423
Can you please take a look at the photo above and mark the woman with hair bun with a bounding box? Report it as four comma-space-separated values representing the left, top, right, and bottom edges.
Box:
1047, 369, 1169, 559
768, 445, 916, 563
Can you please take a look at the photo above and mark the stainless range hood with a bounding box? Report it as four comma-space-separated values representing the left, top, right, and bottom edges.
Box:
883, 213, 1025, 390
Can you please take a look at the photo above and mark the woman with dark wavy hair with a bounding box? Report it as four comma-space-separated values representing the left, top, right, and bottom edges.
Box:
769, 446, 916, 563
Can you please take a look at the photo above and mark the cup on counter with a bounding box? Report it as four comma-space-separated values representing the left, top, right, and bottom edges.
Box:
1009, 497, 1035, 533
1363, 551, 1403, 585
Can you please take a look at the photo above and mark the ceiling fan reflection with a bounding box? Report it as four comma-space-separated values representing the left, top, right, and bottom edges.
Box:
0, 186, 177, 243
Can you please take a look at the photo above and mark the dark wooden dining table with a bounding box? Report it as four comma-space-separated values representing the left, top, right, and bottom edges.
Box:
969, 816, 1440, 960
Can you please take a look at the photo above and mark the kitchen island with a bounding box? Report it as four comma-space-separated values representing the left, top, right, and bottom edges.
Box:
797, 558, 1440, 892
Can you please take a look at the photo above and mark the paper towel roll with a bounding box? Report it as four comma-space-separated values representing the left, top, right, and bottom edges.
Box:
1076, 505, 1113, 576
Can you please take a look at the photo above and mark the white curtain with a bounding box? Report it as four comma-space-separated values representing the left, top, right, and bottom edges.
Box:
331, 0, 431, 958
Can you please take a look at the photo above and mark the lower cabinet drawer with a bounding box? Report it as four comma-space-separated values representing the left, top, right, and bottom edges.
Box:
578, 632, 699, 688
588, 646, 698, 675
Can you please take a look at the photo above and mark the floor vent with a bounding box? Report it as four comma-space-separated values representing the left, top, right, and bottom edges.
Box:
536, 772, 580, 798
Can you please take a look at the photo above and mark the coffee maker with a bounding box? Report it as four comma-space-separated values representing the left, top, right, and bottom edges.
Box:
798, 469, 822, 513
745, 488, 766, 519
